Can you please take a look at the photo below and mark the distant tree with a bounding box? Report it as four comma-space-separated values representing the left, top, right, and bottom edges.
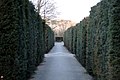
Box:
53, 20, 75, 37
58, 23, 68, 37
36, 0, 58, 20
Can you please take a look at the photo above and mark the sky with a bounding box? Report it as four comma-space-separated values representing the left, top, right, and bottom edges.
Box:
30, 0, 101, 23
55, 0, 101, 23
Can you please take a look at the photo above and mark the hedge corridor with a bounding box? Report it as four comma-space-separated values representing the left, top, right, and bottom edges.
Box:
64, 0, 120, 80
0, 0, 54, 80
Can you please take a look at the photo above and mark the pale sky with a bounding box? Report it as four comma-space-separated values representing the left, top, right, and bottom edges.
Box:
55, 0, 101, 23
30, 0, 101, 23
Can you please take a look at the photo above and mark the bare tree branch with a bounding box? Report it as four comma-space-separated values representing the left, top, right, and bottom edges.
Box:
51, 26, 58, 29
37, 0, 58, 20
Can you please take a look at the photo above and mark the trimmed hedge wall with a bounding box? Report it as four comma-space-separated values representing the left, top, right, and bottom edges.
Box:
44, 24, 54, 53
64, 0, 120, 80
0, 0, 54, 80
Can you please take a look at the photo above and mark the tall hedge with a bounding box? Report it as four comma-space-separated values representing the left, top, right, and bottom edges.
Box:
0, 0, 54, 80
44, 24, 54, 53
64, 0, 120, 80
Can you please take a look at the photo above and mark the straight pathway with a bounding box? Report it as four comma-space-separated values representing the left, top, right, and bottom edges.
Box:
30, 42, 93, 80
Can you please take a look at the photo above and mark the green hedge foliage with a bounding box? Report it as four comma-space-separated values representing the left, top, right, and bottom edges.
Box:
64, 0, 120, 80
44, 24, 54, 53
0, 0, 54, 80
